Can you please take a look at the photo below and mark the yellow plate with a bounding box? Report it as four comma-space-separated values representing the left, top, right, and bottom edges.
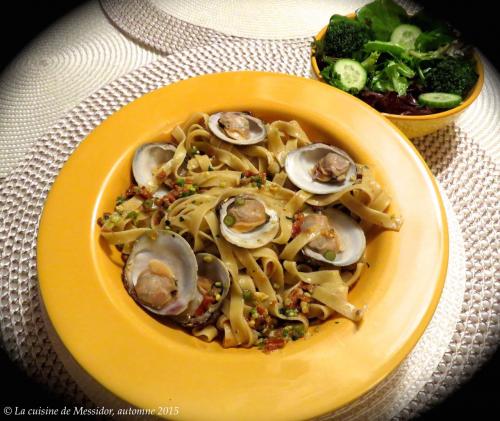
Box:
38, 72, 448, 420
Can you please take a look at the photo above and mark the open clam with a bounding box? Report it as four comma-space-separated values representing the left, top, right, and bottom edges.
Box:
132, 143, 176, 195
124, 231, 231, 328
219, 195, 279, 249
124, 231, 198, 316
208, 112, 266, 145
285, 143, 357, 195
175, 253, 231, 328
301, 208, 366, 267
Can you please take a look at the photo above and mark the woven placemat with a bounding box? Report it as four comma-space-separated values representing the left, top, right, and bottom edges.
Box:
0, 0, 497, 181
0, 1, 161, 179
101, 0, 420, 50
0, 39, 498, 419
101, 0, 308, 54
149, 0, 346, 39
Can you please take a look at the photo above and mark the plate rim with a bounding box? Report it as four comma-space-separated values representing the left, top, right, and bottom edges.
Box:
37, 71, 448, 420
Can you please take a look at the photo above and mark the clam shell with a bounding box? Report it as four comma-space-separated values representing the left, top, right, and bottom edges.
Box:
208, 112, 266, 145
175, 253, 231, 328
132, 143, 176, 195
219, 196, 279, 249
303, 208, 366, 267
124, 231, 198, 316
285, 143, 357, 195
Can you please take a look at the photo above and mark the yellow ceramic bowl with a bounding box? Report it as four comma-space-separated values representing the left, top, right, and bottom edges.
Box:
311, 18, 484, 138
38, 72, 448, 420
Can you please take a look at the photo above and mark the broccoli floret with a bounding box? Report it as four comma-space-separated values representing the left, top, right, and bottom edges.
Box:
425, 58, 478, 97
323, 15, 372, 58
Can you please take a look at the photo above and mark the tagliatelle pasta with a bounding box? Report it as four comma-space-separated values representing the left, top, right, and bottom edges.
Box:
98, 112, 402, 351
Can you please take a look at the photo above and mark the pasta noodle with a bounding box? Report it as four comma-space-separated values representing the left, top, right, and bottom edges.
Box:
98, 112, 401, 351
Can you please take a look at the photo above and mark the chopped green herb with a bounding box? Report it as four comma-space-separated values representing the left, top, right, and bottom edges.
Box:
110, 214, 121, 224
285, 308, 299, 317
176, 178, 185, 186
252, 176, 263, 188
115, 196, 126, 205
282, 326, 292, 337
249, 308, 259, 319
323, 250, 336, 261
143, 199, 153, 209
223, 214, 236, 227
291, 324, 305, 340
242, 289, 253, 301
234, 197, 246, 206
181, 184, 199, 197
126, 211, 138, 220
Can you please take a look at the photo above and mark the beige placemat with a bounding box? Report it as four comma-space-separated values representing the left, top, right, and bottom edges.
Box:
150, 0, 367, 39
0, 0, 498, 180
0, 1, 160, 179
0, 39, 498, 420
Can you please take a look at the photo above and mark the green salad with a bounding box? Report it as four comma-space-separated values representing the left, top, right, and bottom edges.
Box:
314, 0, 479, 115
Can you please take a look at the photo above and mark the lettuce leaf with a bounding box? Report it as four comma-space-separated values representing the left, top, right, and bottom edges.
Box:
357, 0, 408, 41
415, 29, 454, 51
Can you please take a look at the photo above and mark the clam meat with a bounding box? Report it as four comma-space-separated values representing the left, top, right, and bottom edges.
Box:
312, 152, 351, 183
285, 143, 357, 195
219, 195, 279, 248
301, 208, 366, 267
208, 112, 266, 145
124, 231, 198, 316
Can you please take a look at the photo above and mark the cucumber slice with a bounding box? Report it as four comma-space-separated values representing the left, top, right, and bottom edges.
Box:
364, 41, 406, 56
418, 92, 462, 108
333, 59, 367, 93
390, 24, 422, 50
